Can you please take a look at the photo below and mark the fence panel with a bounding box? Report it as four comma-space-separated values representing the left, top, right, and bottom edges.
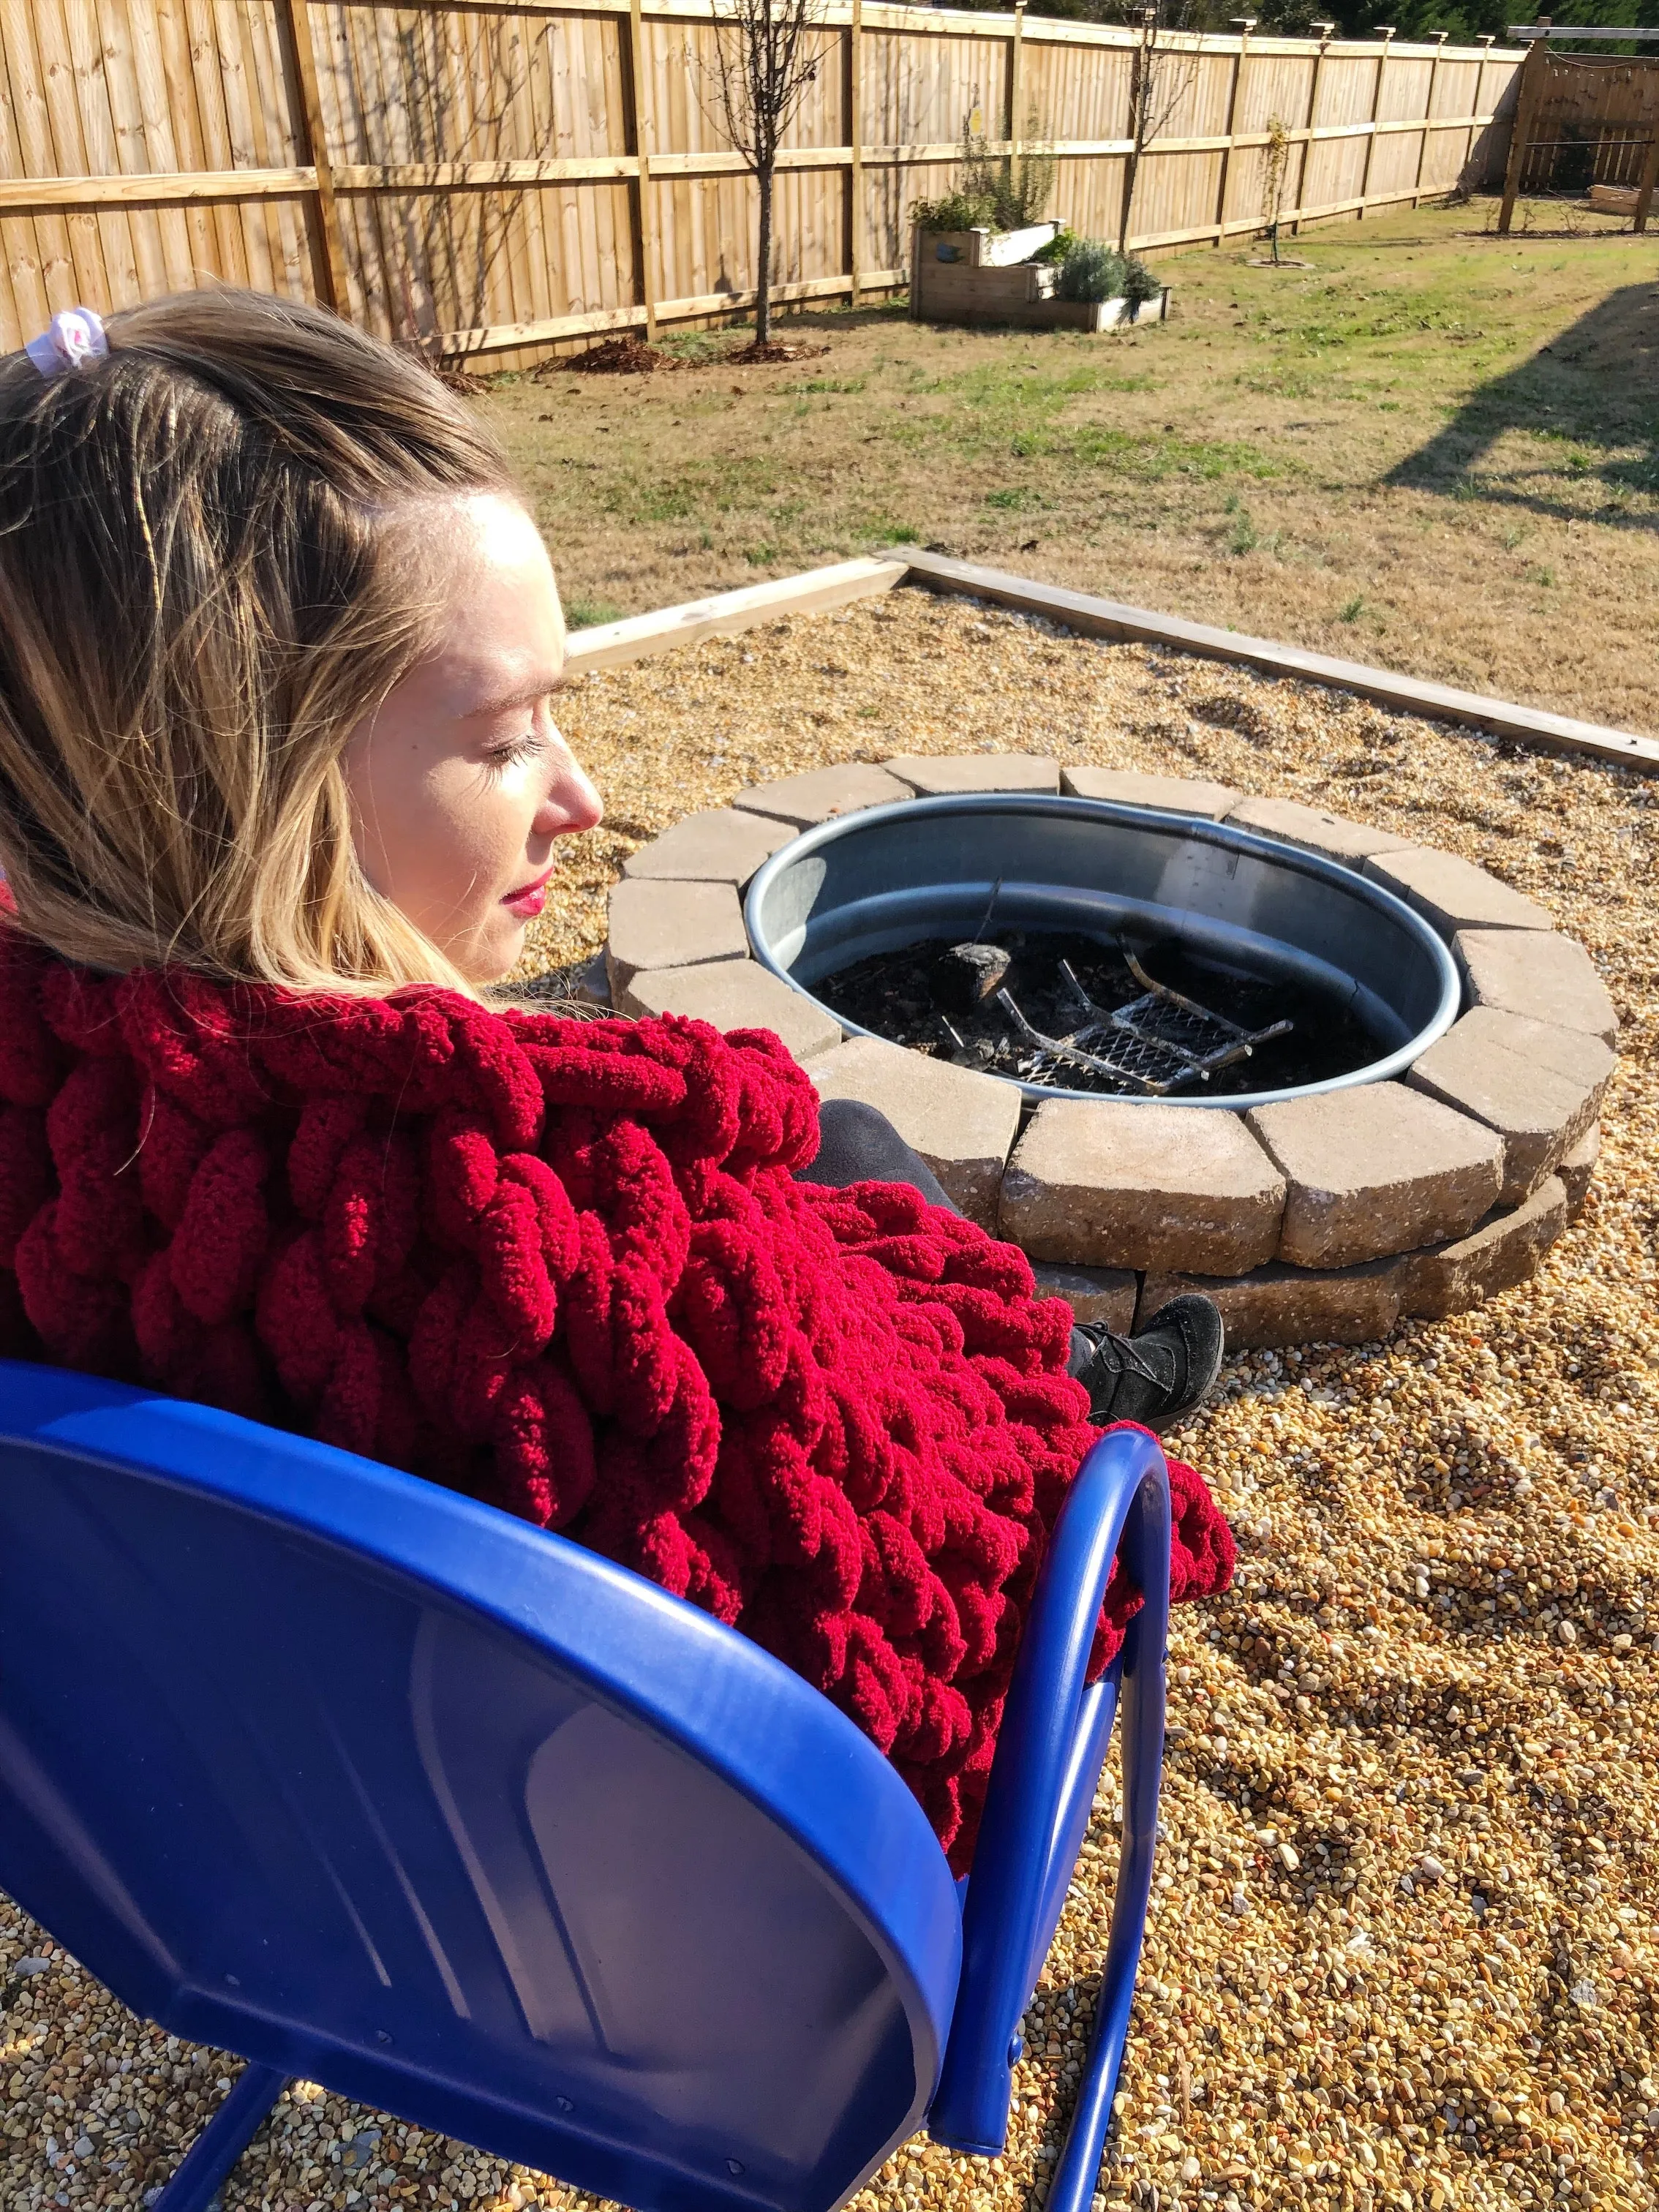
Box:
0, 2, 1530, 361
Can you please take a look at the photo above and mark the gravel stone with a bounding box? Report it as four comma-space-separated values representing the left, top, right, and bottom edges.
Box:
1001, 1101, 1286, 1273
1248, 1084, 1504, 1268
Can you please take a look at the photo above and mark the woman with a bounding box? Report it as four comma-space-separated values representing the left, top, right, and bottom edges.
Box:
0, 292, 1230, 1868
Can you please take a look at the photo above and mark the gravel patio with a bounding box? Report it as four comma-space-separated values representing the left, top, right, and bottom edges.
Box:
2, 587, 1655, 2212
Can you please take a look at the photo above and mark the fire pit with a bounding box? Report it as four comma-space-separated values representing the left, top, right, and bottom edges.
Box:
603, 757, 1617, 1347
743, 795, 1459, 1110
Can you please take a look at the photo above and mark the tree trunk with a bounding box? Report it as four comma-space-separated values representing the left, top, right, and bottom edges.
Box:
1117, 140, 1140, 257
756, 162, 775, 344
1118, 37, 1146, 257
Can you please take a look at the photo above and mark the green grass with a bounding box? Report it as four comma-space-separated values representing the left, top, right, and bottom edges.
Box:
489, 200, 1659, 734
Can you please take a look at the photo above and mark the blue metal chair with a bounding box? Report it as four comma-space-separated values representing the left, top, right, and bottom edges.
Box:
0, 1359, 1170, 2212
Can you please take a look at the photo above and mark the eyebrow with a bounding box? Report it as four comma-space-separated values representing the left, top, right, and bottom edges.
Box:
464, 670, 568, 720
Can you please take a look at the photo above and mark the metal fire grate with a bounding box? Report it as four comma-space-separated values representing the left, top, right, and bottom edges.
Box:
995, 949, 1293, 1097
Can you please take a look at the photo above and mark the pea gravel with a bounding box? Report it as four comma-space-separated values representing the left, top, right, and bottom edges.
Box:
5, 587, 1656, 2212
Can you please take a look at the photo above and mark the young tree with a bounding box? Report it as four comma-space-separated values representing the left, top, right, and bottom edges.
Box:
707, 0, 830, 350
1114, 1, 1217, 254
1260, 113, 1292, 261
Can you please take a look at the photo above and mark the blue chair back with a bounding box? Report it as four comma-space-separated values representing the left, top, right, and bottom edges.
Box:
0, 1362, 962, 2212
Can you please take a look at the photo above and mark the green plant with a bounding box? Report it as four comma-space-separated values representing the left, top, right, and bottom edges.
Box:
1031, 225, 1078, 266
1339, 595, 1365, 622
1055, 240, 1162, 309
563, 596, 626, 630
912, 108, 1056, 236
910, 189, 996, 233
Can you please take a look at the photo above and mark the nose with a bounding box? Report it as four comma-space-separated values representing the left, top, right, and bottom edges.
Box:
537, 739, 603, 837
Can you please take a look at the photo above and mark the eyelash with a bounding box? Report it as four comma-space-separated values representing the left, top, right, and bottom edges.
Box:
484, 732, 543, 774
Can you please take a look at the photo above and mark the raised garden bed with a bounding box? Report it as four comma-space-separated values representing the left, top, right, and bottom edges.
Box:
909, 221, 1167, 332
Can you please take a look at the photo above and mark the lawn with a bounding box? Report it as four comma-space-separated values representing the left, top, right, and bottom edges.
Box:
480, 199, 1658, 737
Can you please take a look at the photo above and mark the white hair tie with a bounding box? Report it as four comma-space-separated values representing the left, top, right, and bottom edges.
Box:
25, 307, 108, 377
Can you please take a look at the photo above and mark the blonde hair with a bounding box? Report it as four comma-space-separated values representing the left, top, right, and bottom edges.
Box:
0, 288, 519, 995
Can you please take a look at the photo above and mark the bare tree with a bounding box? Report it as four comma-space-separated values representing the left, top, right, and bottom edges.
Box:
707, 0, 828, 347
1114, 2, 1216, 255
1260, 113, 1291, 264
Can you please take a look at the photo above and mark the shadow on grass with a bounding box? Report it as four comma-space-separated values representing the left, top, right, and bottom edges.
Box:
1386, 282, 1659, 525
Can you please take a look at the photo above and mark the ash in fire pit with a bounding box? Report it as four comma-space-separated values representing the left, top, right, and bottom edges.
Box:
815, 928, 1381, 1099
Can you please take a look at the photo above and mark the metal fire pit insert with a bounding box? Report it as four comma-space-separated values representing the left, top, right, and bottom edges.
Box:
744, 793, 1461, 1110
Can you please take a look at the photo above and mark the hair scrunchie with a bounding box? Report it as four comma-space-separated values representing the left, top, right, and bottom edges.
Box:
24, 307, 108, 378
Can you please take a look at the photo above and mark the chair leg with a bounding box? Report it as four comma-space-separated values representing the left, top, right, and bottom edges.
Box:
151, 2062, 289, 2212
1040, 1595, 1167, 2212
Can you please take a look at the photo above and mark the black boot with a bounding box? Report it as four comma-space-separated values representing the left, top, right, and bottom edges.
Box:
1072, 1293, 1224, 1434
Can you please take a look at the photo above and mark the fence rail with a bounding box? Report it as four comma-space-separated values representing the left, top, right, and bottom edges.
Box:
0, 1, 1530, 363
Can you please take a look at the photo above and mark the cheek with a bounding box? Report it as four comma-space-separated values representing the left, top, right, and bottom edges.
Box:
356, 753, 526, 920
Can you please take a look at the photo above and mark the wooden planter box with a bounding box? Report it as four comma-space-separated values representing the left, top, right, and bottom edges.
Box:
910, 224, 1169, 333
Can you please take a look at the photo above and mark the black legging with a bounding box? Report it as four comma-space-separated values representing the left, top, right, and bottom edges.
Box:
797, 1100, 1096, 1379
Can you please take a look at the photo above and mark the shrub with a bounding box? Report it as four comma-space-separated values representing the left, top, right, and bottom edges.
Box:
910, 189, 996, 233
1031, 225, 1078, 266
1056, 238, 1164, 306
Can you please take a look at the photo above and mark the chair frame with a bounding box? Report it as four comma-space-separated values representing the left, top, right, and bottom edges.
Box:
0, 1364, 1167, 2212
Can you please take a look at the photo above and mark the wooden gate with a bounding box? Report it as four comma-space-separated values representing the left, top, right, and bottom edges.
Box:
1498, 40, 1659, 229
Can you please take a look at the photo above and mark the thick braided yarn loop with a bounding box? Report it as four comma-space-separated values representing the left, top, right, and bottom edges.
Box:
0, 926, 1234, 1869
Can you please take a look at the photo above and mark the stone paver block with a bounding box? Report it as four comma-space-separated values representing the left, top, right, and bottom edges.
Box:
1222, 795, 1413, 869
1061, 766, 1240, 817
732, 762, 914, 827
620, 960, 842, 1063
1247, 1084, 1502, 1270
606, 878, 748, 993
1028, 1260, 1139, 1333
999, 1101, 1285, 1274
884, 752, 1059, 794
1558, 1122, 1599, 1219
1396, 1175, 1568, 1322
808, 1035, 1021, 1227
1366, 846, 1554, 936
1140, 1258, 1403, 1351
622, 808, 794, 887
1407, 1007, 1614, 1204
1456, 928, 1617, 1046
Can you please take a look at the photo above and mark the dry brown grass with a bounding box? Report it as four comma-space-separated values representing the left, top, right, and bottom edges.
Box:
482, 200, 1659, 737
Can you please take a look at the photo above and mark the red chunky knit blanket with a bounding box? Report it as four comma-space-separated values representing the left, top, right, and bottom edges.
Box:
0, 925, 1232, 1867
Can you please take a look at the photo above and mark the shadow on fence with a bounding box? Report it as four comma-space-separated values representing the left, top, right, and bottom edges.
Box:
1385, 281, 1659, 524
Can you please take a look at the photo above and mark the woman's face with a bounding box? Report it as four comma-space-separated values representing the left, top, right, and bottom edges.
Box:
343, 492, 603, 984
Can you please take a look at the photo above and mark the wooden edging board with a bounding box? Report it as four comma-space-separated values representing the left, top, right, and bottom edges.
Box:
561, 549, 1659, 774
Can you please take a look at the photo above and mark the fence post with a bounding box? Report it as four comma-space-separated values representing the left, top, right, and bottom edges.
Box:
1499, 22, 1551, 234
849, 0, 864, 304
1412, 29, 1447, 203
1468, 33, 1495, 186
1009, 3, 1026, 166
625, 0, 658, 339
1357, 24, 1396, 218
272, 0, 349, 312
1292, 21, 1334, 236
1214, 19, 1254, 246
1634, 99, 1659, 232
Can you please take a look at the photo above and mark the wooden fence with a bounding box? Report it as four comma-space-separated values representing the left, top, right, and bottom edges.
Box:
1497, 40, 1658, 227
0, 4, 1529, 364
